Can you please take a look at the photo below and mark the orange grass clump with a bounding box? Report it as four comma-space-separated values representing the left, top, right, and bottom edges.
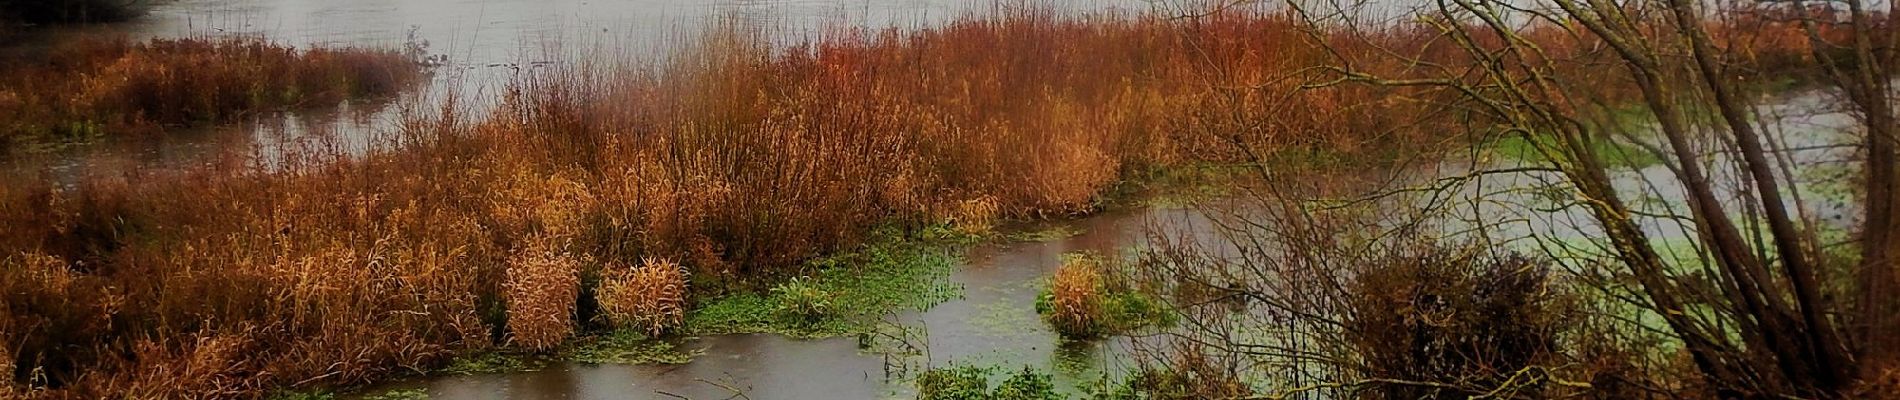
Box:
1046, 257, 1105, 338
597, 258, 690, 336
504, 236, 584, 351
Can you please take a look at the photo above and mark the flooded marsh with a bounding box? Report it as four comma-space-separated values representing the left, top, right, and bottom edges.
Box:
1, 0, 1895, 399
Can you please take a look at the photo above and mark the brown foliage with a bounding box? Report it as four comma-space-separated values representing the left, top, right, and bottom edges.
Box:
596, 258, 689, 336
1344, 247, 1572, 399
1124, 345, 1253, 400
504, 236, 583, 351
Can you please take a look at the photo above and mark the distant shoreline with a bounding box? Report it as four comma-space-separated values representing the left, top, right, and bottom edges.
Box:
2, 0, 154, 26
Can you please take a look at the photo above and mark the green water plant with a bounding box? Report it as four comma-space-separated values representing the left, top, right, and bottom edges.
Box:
771, 276, 835, 324
917, 365, 1061, 400
686, 227, 964, 338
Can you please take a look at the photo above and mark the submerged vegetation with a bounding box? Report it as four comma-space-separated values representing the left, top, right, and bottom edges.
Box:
686, 227, 963, 337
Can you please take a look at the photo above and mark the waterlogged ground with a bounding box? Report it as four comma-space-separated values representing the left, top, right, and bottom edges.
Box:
6, 0, 1154, 174
12, 2, 1873, 398
341, 204, 1222, 400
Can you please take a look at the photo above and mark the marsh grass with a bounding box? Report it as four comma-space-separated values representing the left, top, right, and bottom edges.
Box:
596, 258, 688, 336
504, 236, 584, 351
1036, 253, 1174, 339
0, 37, 421, 154
0, 8, 1440, 399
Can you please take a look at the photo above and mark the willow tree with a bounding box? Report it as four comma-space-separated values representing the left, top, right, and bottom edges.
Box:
1780, 0, 1900, 379
1295, 0, 1894, 396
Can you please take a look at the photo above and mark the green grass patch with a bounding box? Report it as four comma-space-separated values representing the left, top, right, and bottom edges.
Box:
1491, 131, 1662, 168
564, 329, 700, 365
266, 390, 338, 400
917, 365, 1062, 400
685, 227, 966, 338
1007, 224, 1086, 242
1034, 286, 1176, 339
439, 351, 533, 375
267, 388, 428, 400
1034, 253, 1177, 339
1489, 103, 1668, 168
362, 389, 430, 400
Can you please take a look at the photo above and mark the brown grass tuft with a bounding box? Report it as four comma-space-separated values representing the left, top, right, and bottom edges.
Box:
504, 236, 583, 351
597, 258, 689, 336
1045, 256, 1104, 338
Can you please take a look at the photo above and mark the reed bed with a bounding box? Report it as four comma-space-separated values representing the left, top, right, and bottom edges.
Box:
0, 37, 422, 154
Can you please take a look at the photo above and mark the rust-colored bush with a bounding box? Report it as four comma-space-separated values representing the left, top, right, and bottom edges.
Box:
597, 258, 689, 336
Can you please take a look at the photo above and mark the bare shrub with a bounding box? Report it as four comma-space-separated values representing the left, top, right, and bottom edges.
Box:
1344, 246, 1572, 399
1119, 344, 1252, 400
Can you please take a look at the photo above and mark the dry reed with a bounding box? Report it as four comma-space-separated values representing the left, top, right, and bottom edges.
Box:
597, 258, 689, 336
1046, 257, 1104, 338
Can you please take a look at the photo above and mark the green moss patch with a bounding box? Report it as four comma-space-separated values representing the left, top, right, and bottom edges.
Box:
564, 329, 700, 365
